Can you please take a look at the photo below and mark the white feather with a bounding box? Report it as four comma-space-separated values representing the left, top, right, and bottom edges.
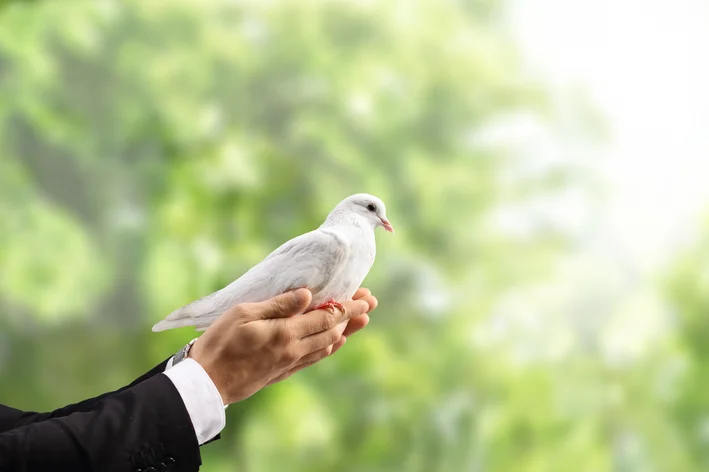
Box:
152, 193, 390, 332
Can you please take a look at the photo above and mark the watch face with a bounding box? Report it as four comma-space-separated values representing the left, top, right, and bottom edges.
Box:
174, 339, 196, 366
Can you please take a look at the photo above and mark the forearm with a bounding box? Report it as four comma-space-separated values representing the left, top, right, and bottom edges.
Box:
0, 374, 201, 472
0, 358, 172, 433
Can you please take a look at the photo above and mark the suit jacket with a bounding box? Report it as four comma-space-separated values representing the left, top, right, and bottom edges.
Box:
0, 358, 208, 472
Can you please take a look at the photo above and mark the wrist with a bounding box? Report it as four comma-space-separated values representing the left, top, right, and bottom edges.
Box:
188, 341, 230, 405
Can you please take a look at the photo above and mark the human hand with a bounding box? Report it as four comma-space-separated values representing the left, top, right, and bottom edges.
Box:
265, 287, 377, 385
188, 288, 376, 404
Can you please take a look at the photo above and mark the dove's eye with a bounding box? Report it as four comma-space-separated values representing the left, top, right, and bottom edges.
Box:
367, 203, 377, 212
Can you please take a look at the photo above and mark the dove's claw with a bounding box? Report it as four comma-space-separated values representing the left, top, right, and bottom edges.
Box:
315, 300, 344, 313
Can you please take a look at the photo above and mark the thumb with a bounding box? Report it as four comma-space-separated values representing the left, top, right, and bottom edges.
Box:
254, 288, 312, 320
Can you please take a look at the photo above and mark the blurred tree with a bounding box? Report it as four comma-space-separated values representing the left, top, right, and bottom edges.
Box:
0, 0, 583, 470
664, 220, 709, 470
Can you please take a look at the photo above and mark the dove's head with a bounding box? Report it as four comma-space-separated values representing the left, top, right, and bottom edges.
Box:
329, 193, 394, 233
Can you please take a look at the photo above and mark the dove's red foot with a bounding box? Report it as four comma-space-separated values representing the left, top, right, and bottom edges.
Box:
315, 300, 344, 313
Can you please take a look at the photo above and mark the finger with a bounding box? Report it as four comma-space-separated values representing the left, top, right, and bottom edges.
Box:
270, 338, 342, 385
266, 360, 317, 386
358, 294, 378, 312
249, 289, 312, 320
330, 335, 347, 355
353, 288, 371, 300
298, 324, 344, 355
291, 299, 370, 339
342, 314, 369, 337
298, 342, 335, 364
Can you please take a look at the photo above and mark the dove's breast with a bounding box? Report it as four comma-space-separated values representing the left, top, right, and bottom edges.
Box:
314, 223, 376, 306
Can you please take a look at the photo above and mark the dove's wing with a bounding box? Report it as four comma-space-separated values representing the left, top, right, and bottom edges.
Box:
152, 229, 349, 332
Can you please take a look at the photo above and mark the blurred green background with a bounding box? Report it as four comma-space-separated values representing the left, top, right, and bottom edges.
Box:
2, 0, 709, 471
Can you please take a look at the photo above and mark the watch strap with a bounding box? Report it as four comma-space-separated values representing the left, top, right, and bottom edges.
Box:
173, 338, 198, 366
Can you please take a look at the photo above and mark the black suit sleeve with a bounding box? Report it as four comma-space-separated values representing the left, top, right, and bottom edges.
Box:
0, 358, 171, 434
0, 359, 203, 472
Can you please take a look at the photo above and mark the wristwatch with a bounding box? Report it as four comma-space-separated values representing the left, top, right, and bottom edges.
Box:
173, 338, 198, 366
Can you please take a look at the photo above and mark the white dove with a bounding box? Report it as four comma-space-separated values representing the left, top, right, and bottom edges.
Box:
152, 193, 393, 332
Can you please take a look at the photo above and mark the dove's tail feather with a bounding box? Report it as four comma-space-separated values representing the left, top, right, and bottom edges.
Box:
151, 317, 219, 332
151, 310, 222, 332
152, 318, 192, 332
152, 291, 231, 332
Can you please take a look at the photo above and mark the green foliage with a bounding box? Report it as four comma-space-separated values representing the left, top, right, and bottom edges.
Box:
664, 223, 709, 469
0, 1, 620, 471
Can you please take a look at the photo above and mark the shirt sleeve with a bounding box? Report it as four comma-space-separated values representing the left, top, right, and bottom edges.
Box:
163, 358, 226, 445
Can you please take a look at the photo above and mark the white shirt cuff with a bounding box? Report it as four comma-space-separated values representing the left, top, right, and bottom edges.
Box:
163, 357, 226, 445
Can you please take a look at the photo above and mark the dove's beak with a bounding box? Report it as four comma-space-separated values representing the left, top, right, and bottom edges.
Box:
381, 218, 394, 233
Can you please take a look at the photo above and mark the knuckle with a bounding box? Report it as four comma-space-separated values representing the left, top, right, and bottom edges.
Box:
272, 297, 286, 314
240, 302, 254, 312
272, 294, 293, 315
227, 304, 248, 319
283, 348, 299, 364
327, 328, 341, 345
342, 304, 360, 320
241, 324, 265, 346
322, 312, 337, 330
273, 326, 294, 346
